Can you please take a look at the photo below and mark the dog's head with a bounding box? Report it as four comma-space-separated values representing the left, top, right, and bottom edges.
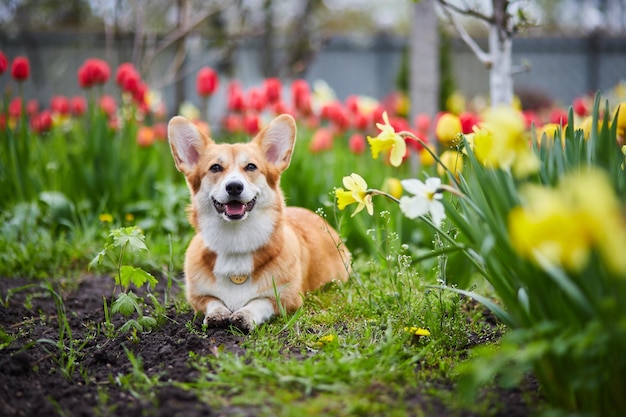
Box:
167, 114, 296, 225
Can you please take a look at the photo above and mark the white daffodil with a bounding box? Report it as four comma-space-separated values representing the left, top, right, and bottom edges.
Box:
399, 177, 445, 227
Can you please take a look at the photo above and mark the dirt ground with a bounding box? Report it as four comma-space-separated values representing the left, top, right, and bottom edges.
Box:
0, 276, 540, 417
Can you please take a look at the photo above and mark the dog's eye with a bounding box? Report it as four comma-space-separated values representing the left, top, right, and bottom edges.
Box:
209, 164, 223, 173
245, 163, 257, 172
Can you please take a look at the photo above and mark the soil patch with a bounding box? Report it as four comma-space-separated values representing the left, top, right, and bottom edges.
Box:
0, 276, 540, 416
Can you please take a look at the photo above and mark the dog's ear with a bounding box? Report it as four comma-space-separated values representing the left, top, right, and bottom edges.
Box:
168, 116, 212, 174
253, 114, 296, 172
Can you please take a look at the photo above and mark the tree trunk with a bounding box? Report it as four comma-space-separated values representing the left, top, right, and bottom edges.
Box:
488, 25, 513, 106
409, 0, 440, 120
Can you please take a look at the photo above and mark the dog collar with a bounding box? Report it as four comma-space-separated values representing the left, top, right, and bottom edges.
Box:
229, 275, 249, 285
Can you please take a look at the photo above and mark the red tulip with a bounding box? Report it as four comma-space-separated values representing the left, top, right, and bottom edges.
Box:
309, 128, 334, 153
459, 112, 479, 134
50, 96, 70, 115
26, 99, 39, 117
0, 51, 7, 74
70, 96, 87, 116
243, 113, 260, 136
549, 108, 568, 125
78, 58, 110, 88
31, 110, 53, 133
573, 97, 589, 117
348, 133, 366, 154
345, 95, 360, 114
414, 113, 431, 134
247, 88, 266, 113
291, 80, 312, 115
222, 113, 243, 133
152, 122, 168, 142
352, 111, 370, 131
227, 82, 246, 113
196, 67, 219, 97
11, 56, 30, 81
263, 78, 282, 104
116, 63, 139, 88
9, 97, 22, 118
99, 95, 117, 117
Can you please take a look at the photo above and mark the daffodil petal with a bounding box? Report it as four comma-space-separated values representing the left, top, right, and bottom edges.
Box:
400, 179, 426, 196
399, 196, 430, 219
389, 138, 406, 167
429, 200, 446, 227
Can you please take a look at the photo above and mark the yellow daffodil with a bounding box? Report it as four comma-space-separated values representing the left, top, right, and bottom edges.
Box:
508, 168, 626, 275
473, 106, 539, 177
335, 173, 373, 217
367, 111, 406, 167
508, 187, 591, 272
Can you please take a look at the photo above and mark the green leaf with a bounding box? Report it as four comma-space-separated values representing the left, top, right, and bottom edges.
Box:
110, 226, 148, 252
119, 265, 157, 289
88, 248, 108, 270
119, 319, 143, 333
111, 291, 142, 317
138, 315, 157, 330
436, 285, 514, 327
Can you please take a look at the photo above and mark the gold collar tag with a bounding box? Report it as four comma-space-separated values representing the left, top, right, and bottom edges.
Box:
229, 275, 248, 285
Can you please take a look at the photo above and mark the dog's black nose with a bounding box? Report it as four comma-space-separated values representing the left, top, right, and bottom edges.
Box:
226, 180, 244, 196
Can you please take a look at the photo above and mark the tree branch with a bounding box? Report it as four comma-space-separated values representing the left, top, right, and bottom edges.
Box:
436, 0, 494, 24
440, 5, 492, 67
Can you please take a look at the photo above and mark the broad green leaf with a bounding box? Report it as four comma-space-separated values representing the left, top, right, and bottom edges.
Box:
109, 226, 148, 252
138, 315, 157, 330
119, 265, 157, 289
111, 291, 141, 317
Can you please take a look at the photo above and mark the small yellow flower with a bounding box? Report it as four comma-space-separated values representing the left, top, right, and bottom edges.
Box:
125, 213, 135, 222
367, 111, 406, 167
99, 213, 113, 223
404, 326, 431, 337
335, 173, 374, 217
318, 334, 336, 344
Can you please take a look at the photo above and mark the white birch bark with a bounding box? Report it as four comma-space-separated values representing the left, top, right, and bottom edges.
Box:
410, 0, 440, 119
488, 23, 514, 106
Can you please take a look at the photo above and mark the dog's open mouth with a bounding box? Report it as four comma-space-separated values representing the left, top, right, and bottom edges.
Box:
213, 197, 256, 219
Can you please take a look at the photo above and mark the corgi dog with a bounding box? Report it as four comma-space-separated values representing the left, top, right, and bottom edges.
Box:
167, 114, 351, 331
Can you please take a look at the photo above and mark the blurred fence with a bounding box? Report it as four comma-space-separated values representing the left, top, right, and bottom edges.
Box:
1, 31, 625, 118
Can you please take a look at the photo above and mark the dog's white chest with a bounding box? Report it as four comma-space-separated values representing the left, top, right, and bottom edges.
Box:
206, 277, 263, 312
193, 252, 271, 312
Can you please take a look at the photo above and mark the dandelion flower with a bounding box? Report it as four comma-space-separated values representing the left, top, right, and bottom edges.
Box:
99, 213, 113, 223
404, 326, 431, 337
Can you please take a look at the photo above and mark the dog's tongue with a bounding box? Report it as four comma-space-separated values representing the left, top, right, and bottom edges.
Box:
225, 201, 245, 217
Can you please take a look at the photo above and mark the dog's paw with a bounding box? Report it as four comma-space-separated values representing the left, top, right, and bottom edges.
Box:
230, 310, 256, 333
203, 307, 232, 328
